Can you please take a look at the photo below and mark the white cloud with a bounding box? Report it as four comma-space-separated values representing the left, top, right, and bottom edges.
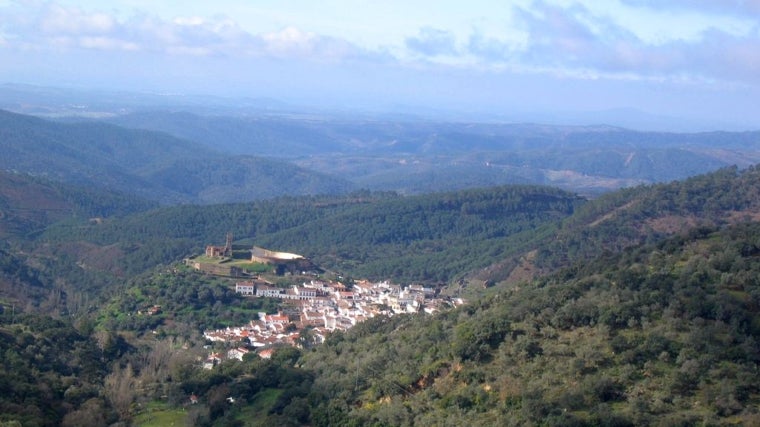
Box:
621, 0, 760, 16
78, 36, 139, 51
0, 2, 370, 62
405, 27, 458, 57
40, 4, 115, 35
173, 16, 205, 27
262, 27, 316, 55
2, 0, 760, 96
434, 1, 760, 86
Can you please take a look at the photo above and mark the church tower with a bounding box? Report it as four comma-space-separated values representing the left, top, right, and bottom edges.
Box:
225, 232, 233, 257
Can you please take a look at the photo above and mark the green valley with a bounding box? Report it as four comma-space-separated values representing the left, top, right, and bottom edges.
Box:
2, 149, 760, 426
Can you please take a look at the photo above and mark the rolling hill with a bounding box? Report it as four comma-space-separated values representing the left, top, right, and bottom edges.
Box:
27, 165, 760, 298
1, 135, 760, 425
72, 163, 760, 426
0, 109, 354, 204
102, 110, 760, 195
0, 170, 155, 239
37, 186, 583, 284
472, 165, 760, 287
299, 220, 760, 426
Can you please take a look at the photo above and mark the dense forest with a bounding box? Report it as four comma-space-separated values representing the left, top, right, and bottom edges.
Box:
2, 161, 760, 425
5, 108, 760, 205
38, 185, 583, 284
33, 166, 760, 293
0, 109, 354, 204
298, 221, 760, 426
472, 166, 760, 285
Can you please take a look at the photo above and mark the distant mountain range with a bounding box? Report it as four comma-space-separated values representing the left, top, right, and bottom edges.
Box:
3, 83, 757, 131
0, 109, 353, 204
2, 120, 760, 425
5, 83, 760, 426
102, 110, 760, 196
4, 84, 760, 198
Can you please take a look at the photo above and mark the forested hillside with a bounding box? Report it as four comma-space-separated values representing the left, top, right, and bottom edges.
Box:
298, 221, 760, 426
0, 110, 353, 204
102, 111, 760, 195
27, 166, 760, 295
0, 171, 157, 313
39, 186, 582, 283
255, 186, 580, 282
0, 170, 155, 239
2, 138, 760, 425
59, 175, 760, 426
0, 314, 114, 427
9, 106, 760, 198
475, 166, 760, 286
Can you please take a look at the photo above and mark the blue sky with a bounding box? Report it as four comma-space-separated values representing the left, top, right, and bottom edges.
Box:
1, 0, 759, 128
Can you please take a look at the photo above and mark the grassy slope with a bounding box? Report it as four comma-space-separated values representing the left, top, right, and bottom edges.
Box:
133, 402, 187, 427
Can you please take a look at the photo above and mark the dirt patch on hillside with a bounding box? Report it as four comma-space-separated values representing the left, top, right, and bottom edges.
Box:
77, 243, 127, 276
646, 215, 700, 234
726, 210, 760, 223
504, 250, 540, 284
589, 201, 637, 227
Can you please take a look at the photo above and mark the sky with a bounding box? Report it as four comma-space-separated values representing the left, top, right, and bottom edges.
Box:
1, 0, 760, 129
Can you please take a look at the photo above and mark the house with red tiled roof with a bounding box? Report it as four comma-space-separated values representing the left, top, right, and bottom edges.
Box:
260, 312, 289, 325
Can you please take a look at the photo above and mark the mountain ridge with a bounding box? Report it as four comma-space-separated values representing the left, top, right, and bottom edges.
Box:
0, 109, 354, 204
471, 165, 760, 287
1, 149, 760, 424
98, 110, 760, 196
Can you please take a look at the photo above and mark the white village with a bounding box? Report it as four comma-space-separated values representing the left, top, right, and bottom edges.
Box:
193, 238, 464, 368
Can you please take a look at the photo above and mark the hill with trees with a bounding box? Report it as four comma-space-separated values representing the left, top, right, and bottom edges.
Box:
0, 171, 157, 314
103, 111, 760, 196
2, 134, 760, 425
54, 165, 760, 427
10, 103, 760, 199
0, 170, 155, 240
472, 165, 760, 287
0, 314, 115, 427
37, 186, 583, 285
0, 109, 354, 204
298, 220, 760, 426
116, 165, 760, 426
36, 166, 760, 292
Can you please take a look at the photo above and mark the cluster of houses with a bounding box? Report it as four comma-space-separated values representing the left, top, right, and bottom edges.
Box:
202, 311, 292, 368
201, 278, 463, 367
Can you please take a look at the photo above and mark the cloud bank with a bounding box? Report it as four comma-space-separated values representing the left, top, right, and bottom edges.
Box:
2, 1, 758, 86
1, 0, 759, 127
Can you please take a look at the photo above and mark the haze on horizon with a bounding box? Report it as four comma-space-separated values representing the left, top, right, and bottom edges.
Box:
1, 0, 759, 130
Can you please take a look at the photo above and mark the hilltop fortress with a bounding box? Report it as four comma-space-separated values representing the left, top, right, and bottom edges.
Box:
191, 234, 318, 277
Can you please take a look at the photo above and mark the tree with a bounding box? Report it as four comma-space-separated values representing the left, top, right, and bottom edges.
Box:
103, 363, 137, 420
